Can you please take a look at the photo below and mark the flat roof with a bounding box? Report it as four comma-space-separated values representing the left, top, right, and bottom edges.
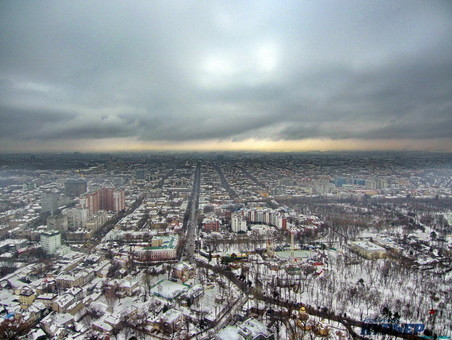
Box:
150, 279, 189, 300
352, 241, 386, 252
144, 235, 178, 251
276, 250, 311, 259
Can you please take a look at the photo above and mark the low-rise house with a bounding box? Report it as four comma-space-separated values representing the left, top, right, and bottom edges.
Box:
138, 235, 178, 262
52, 294, 76, 313
24, 301, 47, 325
119, 278, 139, 296
56, 270, 94, 289
104, 314, 122, 329
40, 312, 74, 340
350, 241, 387, 259
172, 262, 195, 282
19, 288, 36, 309
104, 277, 139, 297
36, 293, 57, 308
158, 309, 185, 334
52, 288, 85, 314
92, 319, 113, 334
216, 318, 275, 340
202, 216, 221, 232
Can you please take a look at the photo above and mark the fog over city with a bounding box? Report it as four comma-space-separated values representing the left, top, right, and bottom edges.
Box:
1, 1, 451, 152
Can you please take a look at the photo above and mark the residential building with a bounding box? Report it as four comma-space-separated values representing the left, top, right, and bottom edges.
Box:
86, 210, 109, 233
139, 235, 178, 261
41, 191, 58, 214
81, 188, 125, 215
231, 213, 247, 233
365, 179, 377, 190
202, 216, 221, 232
172, 262, 195, 282
40, 231, 61, 254
376, 178, 388, 189
63, 208, 88, 230
350, 241, 386, 259
64, 179, 87, 197
47, 214, 68, 232
19, 288, 36, 309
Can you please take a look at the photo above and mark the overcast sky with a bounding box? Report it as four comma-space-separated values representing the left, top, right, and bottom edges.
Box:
1, 0, 451, 152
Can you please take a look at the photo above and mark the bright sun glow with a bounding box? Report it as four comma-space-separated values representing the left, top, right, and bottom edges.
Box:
204, 57, 236, 77
256, 43, 278, 72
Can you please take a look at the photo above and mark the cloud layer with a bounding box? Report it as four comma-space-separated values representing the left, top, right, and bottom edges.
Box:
1, 1, 451, 151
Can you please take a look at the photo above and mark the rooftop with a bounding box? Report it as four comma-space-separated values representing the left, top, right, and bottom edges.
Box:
150, 279, 190, 300
144, 235, 178, 251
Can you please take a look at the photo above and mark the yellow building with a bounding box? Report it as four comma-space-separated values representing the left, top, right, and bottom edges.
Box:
19, 289, 36, 309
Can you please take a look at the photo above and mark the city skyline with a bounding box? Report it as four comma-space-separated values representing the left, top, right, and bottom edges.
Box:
1, 1, 451, 153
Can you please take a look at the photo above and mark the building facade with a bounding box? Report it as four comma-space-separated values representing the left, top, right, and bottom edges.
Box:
63, 208, 88, 230
64, 179, 87, 197
86, 210, 109, 233
41, 191, 59, 214
40, 231, 62, 254
350, 241, 386, 259
231, 213, 247, 233
139, 235, 178, 262
202, 217, 221, 232
81, 188, 125, 215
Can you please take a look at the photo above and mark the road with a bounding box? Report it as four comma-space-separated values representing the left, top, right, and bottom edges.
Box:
184, 162, 201, 263
214, 164, 238, 199
196, 260, 425, 340
88, 194, 145, 251
203, 293, 248, 339
237, 165, 267, 189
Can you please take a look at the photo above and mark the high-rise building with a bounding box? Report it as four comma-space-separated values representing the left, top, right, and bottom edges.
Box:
135, 169, 147, 180
375, 178, 388, 189
80, 192, 98, 215
365, 179, 377, 190
40, 231, 61, 254
314, 181, 334, 195
47, 214, 68, 232
231, 213, 247, 233
64, 179, 87, 197
81, 188, 125, 215
86, 210, 109, 233
41, 191, 59, 214
63, 208, 88, 230
112, 190, 125, 212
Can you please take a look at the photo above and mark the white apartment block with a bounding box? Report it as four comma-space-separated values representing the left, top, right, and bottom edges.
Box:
231, 213, 247, 233
40, 231, 62, 254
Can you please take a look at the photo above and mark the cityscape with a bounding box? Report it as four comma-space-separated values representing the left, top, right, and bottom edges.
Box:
0, 152, 451, 339
1, 1, 451, 339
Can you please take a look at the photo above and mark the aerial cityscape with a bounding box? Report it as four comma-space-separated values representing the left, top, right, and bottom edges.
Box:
0, 0, 451, 339
0, 152, 451, 339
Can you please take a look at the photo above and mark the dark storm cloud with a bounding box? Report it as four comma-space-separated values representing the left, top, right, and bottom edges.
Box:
0, 0, 451, 148
0, 105, 77, 138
